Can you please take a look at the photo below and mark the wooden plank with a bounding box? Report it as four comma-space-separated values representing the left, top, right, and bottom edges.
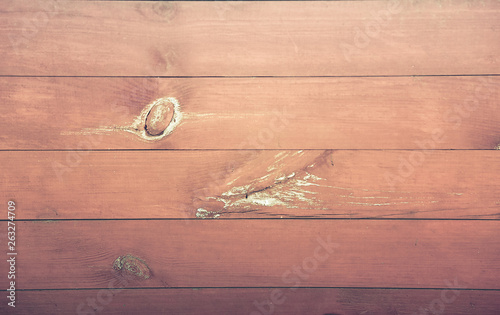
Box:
2, 288, 500, 315
2, 150, 498, 220
0, 76, 498, 150
1, 1, 499, 76
1, 220, 499, 290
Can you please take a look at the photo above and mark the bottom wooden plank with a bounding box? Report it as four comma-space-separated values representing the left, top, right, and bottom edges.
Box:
2, 288, 499, 315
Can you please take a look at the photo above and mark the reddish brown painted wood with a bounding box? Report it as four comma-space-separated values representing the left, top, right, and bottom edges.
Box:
0, 76, 498, 150
1, 288, 499, 315
2, 150, 498, 220
1, 1, 499, 76
1, 0, 499, 313
1, 220, 499, 290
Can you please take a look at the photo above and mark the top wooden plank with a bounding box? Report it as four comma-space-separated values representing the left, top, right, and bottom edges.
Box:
1, 0, 499, 76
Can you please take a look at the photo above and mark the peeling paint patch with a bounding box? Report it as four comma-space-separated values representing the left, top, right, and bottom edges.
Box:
211, 170, 330, 211
194, 150, 464, 217
267, 152, 292, 172
196, 208, 221, 219
226, 176, 241, 186
194, 151, 333, 216
113, 254, 151, 280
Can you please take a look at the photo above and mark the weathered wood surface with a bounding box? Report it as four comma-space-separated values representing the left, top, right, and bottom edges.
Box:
1, 0, 499, 313
2, 150, 499, 219
1, 1, 499, 76
1, 220, 499, 290
0, 76, 498, 150
2, 288, 500, 315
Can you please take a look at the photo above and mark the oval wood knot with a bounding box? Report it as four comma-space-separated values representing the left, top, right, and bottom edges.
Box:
113, 254, 151, 280
144, 98, 176, 136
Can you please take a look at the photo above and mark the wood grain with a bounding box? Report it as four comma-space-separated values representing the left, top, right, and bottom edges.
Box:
0, 76, 498, 150
2, 288, 499, 315
1, 0, 499, 76
1, 0, 499, 313
1, 220, 499, 290
2, 150, 499, 220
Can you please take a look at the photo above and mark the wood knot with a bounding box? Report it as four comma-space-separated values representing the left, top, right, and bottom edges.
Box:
136, 2, 178, 22
145, 98, 175, 136
113, 254, 151, 280
152, 2, 177, 21
63, 97, 182, 142
128, 96, 182, 142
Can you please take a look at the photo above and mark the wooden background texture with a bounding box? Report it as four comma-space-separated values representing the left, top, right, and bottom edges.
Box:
0, 0, 499, 314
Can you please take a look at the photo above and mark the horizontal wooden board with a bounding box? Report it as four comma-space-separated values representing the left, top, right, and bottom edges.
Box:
1, 220, 499, 290
2, 150, 499, 220
1, 0, 499, 76
0, 76, 498, 150
2, 288, 500, 315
